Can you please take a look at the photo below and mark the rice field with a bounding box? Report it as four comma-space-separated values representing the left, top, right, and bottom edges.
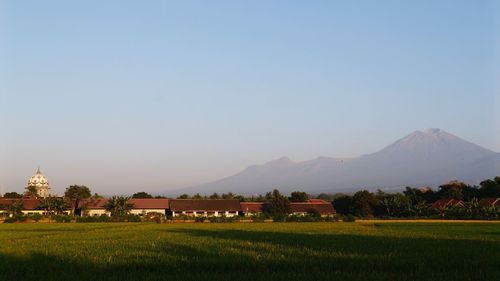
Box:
0, 222, 499, 281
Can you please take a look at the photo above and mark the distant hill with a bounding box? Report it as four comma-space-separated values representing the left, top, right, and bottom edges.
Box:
175, 129, 500, 195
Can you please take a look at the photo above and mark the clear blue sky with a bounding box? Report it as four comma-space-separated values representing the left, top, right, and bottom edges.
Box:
0, 0, 498, 195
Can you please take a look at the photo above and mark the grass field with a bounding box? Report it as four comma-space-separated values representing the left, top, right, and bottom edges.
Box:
1, 222, 499, 281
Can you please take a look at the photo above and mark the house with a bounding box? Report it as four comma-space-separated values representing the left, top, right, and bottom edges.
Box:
168, 199, 241, 217
431, 199, 464, 209
479, 198, 500, 208
128, 198, 169, 216
78, 198, 110, 216
78, 198, 170, 217
0, 198, 71, 216
290, 200, 336, 217
240, 202, 265, 216
240, 200, 336, 217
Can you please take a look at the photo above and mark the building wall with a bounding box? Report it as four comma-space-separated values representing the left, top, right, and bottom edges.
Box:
130, 209, 166, 216
171, 210, 239, 217
84, 209, 110, 217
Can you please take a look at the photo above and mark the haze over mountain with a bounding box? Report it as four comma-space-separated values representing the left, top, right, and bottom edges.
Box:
176, 129, 500, 195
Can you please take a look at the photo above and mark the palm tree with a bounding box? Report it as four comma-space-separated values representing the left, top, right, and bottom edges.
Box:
7, 199, 24, 217
104, 196, 133, 218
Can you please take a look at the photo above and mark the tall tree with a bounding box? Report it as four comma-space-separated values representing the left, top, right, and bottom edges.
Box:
265, 189, 291, 216
2, 192, 23, 199
438, 181, 466, 200
332, 195, 352, 215
104, 196, 133, 218
222, 192, 235, 199
351, 190, 377, 217
290, 191, 309, 202
479, 178, 500, 198
177, 194, 190, 199
64, 185, 91, 215
7, 199, 24, 216
209, 193, 221, 199
24, 186, 38, 198
132, 192, 153, 199
39, 196, 70, 215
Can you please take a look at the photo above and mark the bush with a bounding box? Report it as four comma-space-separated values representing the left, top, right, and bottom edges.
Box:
272, 214, 287, 222
53, 215, 72, 223
342, 214, 356, 222
76, 215, 111, 223
144, 212, 164, 223
195, 216, 207, 223
3, 217, 18, 223
30, 213, 43, 222
126, 215, 141, 222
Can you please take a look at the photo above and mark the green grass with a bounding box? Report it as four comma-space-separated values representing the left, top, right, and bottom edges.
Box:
0, 222, 499, 281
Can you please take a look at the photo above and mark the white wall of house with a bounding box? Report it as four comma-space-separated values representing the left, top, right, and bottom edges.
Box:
171, 211, 239, 217
84, 209, 110, 216
129, 209, 166, 216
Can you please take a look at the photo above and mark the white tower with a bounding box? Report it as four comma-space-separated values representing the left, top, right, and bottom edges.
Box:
26, 168, 50, 198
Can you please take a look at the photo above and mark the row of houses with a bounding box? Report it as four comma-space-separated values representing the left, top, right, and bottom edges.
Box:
0, 198, 336, 217
431, 198, 500, 209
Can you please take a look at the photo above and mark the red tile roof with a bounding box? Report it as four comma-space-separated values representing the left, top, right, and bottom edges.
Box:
307, 199, 329, 203
0, 198, 42, 210
129, 198, 169, 209
169, 199, 241, 212
290, 202, 336, 215
431, 199, 464, 209
78, 198, 108, 209
78, 198, 169, 210
479, 198, 500, 207
240, 202, 265, 213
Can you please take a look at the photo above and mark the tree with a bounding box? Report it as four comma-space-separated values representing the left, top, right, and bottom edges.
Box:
222, 192, 235, 199
192, 193, 203, 199
39, 196, 70, 215
24, 185, 38, 198
479, 178, 500, 198
177, 194, 190, 199
379, 193, 411, 217
351, 190, 377, 217
64, 185, 92, 215
132, 192, 153, 199
7, 199, 24, 216
209, 193, 220, 199
2, 192, 23, 198
265, 189, 291, 216
316, 193, 336, 202
290, 191, 308, 202
332, 195, 352, 215
104, 196, 133, 218
437, 181, 466, 200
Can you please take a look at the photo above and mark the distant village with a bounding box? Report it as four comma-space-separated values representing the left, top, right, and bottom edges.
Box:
0, 168, 499, 222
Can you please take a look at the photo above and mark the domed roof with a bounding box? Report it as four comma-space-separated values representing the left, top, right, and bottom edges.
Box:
27, 168, 49, 188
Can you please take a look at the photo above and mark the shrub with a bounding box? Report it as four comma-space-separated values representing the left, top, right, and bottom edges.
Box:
342, 214, 356, 222
195, 216, 207, 223
126, 215, 141, 222
144, 212, 164, 223
53, 215, 72, 223
272, 214, 287, 222
251, 214, 267, 222
30, 213, 43, 222
3, 217, 18, 223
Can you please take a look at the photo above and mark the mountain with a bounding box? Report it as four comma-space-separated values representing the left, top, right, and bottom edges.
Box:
176, 129, 500, 195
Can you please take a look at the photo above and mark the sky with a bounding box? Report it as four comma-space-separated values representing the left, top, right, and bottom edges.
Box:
0, 0, 498, 195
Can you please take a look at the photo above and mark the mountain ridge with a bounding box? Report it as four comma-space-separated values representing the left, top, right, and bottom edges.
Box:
173, 129, 499, 195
